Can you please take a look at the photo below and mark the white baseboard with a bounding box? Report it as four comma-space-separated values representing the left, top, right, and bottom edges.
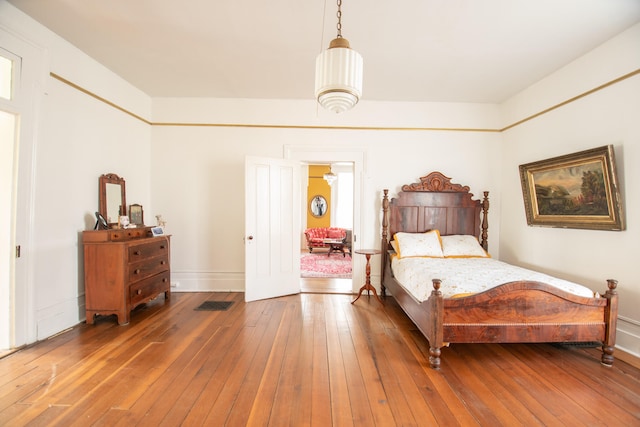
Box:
616, 315, 640, 359
170, 271, 245, 292
36, 295, 85, 341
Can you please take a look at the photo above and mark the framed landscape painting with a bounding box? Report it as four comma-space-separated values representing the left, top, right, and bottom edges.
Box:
519, 145, 624, 231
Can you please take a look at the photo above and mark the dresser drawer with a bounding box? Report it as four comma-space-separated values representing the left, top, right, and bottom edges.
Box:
129, 271, 171, 306
129, 255, 169, 282
128, 239, 170, 260
109, 228, 150, 241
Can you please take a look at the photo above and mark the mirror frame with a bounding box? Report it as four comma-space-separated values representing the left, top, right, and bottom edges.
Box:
310, 194, 328, 218
99, 173, 126, 226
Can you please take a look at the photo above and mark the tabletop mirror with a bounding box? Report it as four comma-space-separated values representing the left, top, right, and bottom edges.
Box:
99, 173, 126, 226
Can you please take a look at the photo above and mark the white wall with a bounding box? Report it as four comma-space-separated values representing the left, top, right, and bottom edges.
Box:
1, 3, 152, 342
499, 23, 640, 357
150, 101, 502, 292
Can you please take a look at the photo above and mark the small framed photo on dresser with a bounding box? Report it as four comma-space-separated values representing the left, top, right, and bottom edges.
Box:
129, 204, 144, 226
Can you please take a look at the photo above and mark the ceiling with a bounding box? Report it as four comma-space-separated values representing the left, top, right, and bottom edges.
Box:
7, 0, 640, 103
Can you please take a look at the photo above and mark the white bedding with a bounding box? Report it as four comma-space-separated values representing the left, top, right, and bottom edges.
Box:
390, 256, 597, 301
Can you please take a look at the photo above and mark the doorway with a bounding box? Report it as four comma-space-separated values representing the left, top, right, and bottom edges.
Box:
1, 35, 42, 352
285, 146, 364, 295
0, 109, 16, 354
300, 162, 354, 294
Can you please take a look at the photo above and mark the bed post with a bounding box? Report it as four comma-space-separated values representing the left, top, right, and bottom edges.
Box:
480, 191, 489, 250
428, 279, 445, 369
381, 189, 389, 296
602, 279, 618, 366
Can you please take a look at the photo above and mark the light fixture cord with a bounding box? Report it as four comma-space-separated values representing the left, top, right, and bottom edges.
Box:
336, 0, 343, 38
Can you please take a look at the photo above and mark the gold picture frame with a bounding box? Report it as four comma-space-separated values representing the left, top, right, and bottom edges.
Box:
310, 195, 327, 218
519, 145, 624, 231
129, 204, 144, 226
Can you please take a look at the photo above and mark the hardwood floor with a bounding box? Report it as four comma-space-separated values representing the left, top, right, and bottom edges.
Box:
300, 277, 353, 294
1, 292, 639, 426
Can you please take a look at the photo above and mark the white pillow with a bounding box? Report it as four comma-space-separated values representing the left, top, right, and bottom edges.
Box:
394, 230, 443, 258
441, 235, 489, 258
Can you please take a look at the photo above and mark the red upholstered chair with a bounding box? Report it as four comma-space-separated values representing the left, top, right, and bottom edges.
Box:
343, 229, 352, 256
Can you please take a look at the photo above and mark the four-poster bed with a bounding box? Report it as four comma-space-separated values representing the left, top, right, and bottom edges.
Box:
380, 172, 618, 369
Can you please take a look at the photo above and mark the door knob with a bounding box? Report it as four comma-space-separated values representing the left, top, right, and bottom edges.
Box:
247, 236, 254, 240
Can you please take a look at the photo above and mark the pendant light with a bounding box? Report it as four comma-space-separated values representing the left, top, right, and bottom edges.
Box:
315, 0, 363, 113
323, 167, 337, 186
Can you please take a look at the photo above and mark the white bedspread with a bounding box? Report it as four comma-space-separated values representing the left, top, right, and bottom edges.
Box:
390, 257, 596, 301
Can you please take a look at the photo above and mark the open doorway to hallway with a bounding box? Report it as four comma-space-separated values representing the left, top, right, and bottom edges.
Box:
300, 162, 354, 294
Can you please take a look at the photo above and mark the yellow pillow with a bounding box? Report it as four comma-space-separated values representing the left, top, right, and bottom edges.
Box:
394, 230, 444, 258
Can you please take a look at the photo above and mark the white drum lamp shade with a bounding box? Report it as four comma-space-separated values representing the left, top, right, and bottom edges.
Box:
315, 37, 363, 114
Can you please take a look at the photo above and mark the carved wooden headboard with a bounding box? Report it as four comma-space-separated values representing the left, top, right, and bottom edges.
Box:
381, 171, 489, 255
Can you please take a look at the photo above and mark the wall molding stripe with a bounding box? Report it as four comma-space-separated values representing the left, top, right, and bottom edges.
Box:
50, 68, 640, 133
50, 72, 151, 124
151, 122, 499, 132
499, 68, 640, 132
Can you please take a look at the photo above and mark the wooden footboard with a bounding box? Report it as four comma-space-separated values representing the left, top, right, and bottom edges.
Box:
383, 256, 618, 369
437, 278, 618, 368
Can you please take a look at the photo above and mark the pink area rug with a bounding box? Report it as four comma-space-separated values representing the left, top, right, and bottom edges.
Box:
300, 252, 352, 278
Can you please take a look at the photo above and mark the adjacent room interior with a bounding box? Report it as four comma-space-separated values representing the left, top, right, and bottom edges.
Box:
300, 163, 354, 294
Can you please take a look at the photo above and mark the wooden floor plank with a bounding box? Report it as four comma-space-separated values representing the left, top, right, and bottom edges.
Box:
348, 300, 418, 426
356, 303, 441, 426
309, 297, 333, 427
509, 343, 640, 426
259, 299, 306, 425
166, 299, 278, 425
381, 298, 482, 426
243, 299, 302, 426
1, 292, 639, 426
334, 298, 379, 426
324, 294, 355, 426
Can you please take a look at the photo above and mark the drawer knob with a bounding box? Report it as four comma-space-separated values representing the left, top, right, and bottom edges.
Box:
134, 269, 141, 275
134, 250, 141, 255
160, 261, 166, 265
160, 245, 166, 249
163, 278, 168, 282
137, 289, 142, 295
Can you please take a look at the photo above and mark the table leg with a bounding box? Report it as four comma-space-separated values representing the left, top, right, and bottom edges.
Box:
351, 253, 383, 305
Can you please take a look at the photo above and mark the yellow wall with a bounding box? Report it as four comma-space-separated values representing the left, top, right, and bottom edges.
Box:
307, 165, 331, 228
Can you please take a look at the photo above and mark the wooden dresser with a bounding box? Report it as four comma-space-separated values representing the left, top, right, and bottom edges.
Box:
83, 227, 171, 325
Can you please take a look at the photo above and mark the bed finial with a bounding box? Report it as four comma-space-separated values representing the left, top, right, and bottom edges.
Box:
381, 189, 390, 296
602, 279, 619, 367
432, 279, 442, 294
382, 189, 389, 244
481, 191, 489, 250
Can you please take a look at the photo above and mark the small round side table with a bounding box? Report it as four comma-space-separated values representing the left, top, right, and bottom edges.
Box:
351, 249, 383, 305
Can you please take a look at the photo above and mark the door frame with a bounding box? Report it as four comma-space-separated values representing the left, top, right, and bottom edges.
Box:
0, 30, 45, 349
284, 146, 365, 292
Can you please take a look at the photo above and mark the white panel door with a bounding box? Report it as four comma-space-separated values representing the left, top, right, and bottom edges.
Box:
245, 156, 301, 302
